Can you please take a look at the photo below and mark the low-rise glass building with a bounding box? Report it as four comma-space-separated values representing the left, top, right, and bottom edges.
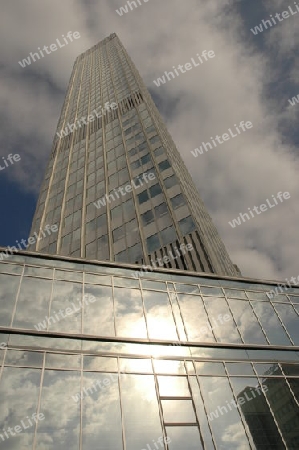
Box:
0, 249, 298, 449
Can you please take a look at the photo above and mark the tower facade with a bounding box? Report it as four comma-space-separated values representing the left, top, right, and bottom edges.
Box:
29, 33, 238, 276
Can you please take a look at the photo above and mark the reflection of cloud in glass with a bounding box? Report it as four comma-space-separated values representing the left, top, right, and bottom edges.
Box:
114, 287, 147, 338
120, 374, 163, 448
250, 302, 291, 345
143, 291, 178, 340
227, 299, 267, 345
0, 274, 22, 327
177, 294, 215, 342
0, 367, 41, 449
199, 377, 250, 449
83, 284, 114, 336
36, 370, 81, 449
81, 373, 123, 449
50, 280, 82, 333
13, 277, 52, 329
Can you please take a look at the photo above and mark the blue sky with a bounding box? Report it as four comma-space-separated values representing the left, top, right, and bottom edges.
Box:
1, 0, 299, 280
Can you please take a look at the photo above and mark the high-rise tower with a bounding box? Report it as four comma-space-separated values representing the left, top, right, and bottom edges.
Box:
1, 34, 298, 450
29, 33, 238, 277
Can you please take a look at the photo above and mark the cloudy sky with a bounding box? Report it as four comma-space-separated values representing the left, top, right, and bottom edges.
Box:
0, 0, 298, 281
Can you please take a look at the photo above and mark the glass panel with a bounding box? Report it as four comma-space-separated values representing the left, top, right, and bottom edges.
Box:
154, 360, 186, 375
45, 353, 81, 369
24, 266, 53, 278
119, 358, 152, 373
143, 291, 178, 340
230, 377, 285, 449
162, 399, 195, 423
0, 273, 20, 326
113, 277, 139, 288
176, 284, 200, 294
179, 216, 196, 234
280, 363, 299, 376
0, 367, 41, 449
141, 280, 167, 291
83, 356, 118, 372
171, 194, 185, 209
226, 363, 255, 376
164, 174, 177, 189
13, 277, 52, 330
83, 284, 114, 336
273, 304, 299, 344
227, 299, 268, 344
178, 294, 215, 342
36, 370, 80, 449
0, 262, 23, 274
158, 376, 190, 396
49, 280, 82, 333
250, 301, 292, 345
200, 376, 253, 449
224, 288, 247, 299
189, 377, 215, 449
81, 372, 123, 449
254, 363, 282, 376
121, 374, 163, 450
195, 362, 226, 376
114, 287, 147, 338
203, 297, 242, 343
4, 350, 43, 367
166, 426, 204, 450
200, 286, 223, 296
146, 234, 160, 252
141, 209, 154, 226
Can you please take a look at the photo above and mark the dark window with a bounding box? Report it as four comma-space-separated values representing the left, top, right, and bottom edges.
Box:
141, 154, 151, 165
158, 160, 171, 171
137, 190, 149, 204
178, 216, 196, 235
170, 194, 185, 209
150, 136, 160, 145
154, 203, 168, 219
131, 160, 141, 170
113, 225, 125, 242
164, 175, 177, 189
142, 210, 154, 226
160, 226, 177, 245
149, 184, 163, 198
147, 234, 160, 252
154, 147, 164, 158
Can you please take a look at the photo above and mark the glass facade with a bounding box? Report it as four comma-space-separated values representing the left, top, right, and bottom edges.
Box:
28, 33, 239, 277
0, 251, 299, 449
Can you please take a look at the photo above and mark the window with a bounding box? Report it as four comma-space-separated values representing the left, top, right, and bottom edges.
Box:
158, 160, 171, 171
131, 160, 141, 170
141, 210, 154, 226
160, 227, 177, 245
113, 225, 125, 242
154, 147, 164, 158
128, 243, 143, 262
150, 136, 160, 145
170, 194, 185, 209
129, 148, 138, 157
111, 205, 122, 221
178, 216, 196, 235
149, 184, 163, 198
137, 190, 149, 204
154, 203, 168, 219
141, 154, 151, 165
146, 234, 160, 252
164, 175, 177, 189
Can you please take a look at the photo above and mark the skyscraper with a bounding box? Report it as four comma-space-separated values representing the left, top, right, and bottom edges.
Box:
29, 33, 238, 277
1, 34, 298, 450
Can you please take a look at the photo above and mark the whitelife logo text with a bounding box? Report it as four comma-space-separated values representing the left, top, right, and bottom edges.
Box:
18, 31, 81, 68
